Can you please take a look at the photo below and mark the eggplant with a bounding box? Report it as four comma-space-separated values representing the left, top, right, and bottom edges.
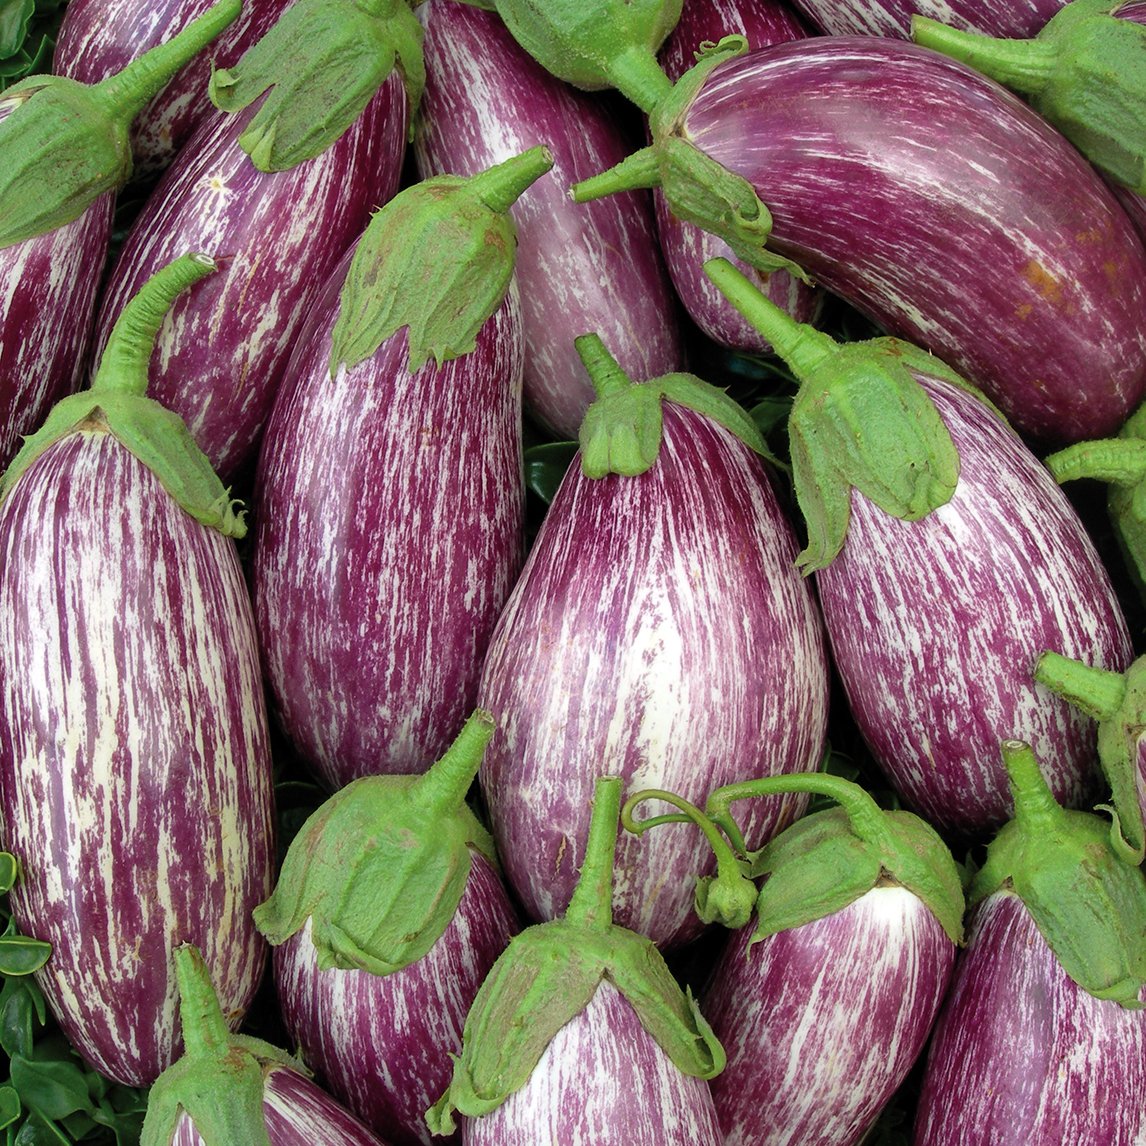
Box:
253, 150, 551, 789
0, 255, 274, 1087
88, 69, 409, 482
428, 776, 725, 1143
52, 0, 291, 175
145, 946, 390, 1146
813, 368, 1130, 836
654, 0, 823, 353
476, 335, 829, 947
912, 742, 1146, 1143
788, 0, 1066, 38
413, 0, 682, 441
576, 34, 1146, 443
256, 711, 519, 1146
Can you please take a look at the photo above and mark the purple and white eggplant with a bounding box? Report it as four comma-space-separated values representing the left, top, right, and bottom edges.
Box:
623, 771, 963, 1146
145, 945, 391, 1146
913, 741, 1146, 1143
413, 0, 682, 440
253, 149, 550, 789
706, 256, 1132, 837
88, 59, 409, 481
51, 0, 291, 175
476, 334, 829, 947
427, 776, 725, 1144
789, 0, 1066, 38
256, 710, 520, 1146
0, 254, 274, 1087
654, 0, 823, 353
575, 33, 1146, 442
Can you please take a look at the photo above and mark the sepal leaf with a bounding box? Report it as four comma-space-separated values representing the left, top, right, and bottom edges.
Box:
208, 0, 425, 170
331, 146, 553, 375
252, 710, 498, 976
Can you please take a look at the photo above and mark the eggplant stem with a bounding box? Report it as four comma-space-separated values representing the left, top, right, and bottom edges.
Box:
563, 776, 623, 931
1035, 651, 1125, 721
570, 145, 661, 203
468, 145, 554, 215
575, 333, 633, 399
911, 17, 1057, 96
608, 44, 674, 114
409, 708, 496, 818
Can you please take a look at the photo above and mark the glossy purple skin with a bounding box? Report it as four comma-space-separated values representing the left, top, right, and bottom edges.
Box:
88, 77, 408, 481
789, 0, 1066, 37
815, 374, 1132, 839
414, 0, 682, 441
913, 890, 1146, 1143
52, 0, 292, 175
703, 885, 955, 1145
656, 0, 823, 353
173, 1064, 392, 1145
679, 36, 1146, 443
0, 191, 112, 471
462, 980, 723, 1144
274, 853, 519, 1146
477, 404, 829, 947
0, 432, 274, 1086
252, 248, 525, 791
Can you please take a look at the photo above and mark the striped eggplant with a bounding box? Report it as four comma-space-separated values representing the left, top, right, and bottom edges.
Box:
274, 853, 518, 1146
913, 742, 1146, 1143
429, 776, 725, 1144
654, 0, 823, 353
88, 72, 409, 482
145, 946, 391, 1146
577, 34, 1146, 443
813, 369, 1132, 837
0, 255, 274, 1087
476, 336, 829, 947
623, 770, 963, 1146
413, 0, 682, 441
788, 0, 1066, 37
252, 150, 552, 789
52, 0, 291, 175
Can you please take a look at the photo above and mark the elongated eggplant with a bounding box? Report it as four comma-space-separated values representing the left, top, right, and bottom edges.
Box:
789, 0, 1066, 38
52, 0, 291, 175
655, 0, 823, 352
0, 255, 274, 1087
476, 337, 829, 947
578, 35, 1146, 442
88, 73, 408, 481
413, 0, 681, 440
813, 370, 1131, 837
913, 742, 1146, 1143
253, 151, 550, 789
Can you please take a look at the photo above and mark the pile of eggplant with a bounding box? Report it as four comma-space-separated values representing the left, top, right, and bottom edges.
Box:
0, 0, 1143, 1141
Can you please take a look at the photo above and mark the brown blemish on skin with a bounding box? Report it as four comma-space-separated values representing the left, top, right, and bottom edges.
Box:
1022, 260, 1064, 305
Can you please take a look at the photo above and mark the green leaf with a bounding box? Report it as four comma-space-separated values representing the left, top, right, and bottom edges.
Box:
0, 1087, 20, 1131
524, 441, 577, 504
0, 854, 17, 895
0, 979, 43, 1059
9, 1056, 91, 1122
0, 0, 34, 58
0, 937, 49, 977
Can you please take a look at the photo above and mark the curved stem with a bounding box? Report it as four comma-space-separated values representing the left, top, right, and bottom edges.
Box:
173, 944, 231, 1058
564, 776, 623, 931
704, 258, 837, 380
1044, 437, 1146, 487
571, 145, 661, 203
410, 708, 496, 818
911, 18, 1058, 96
92, 252, 216, 397
1035, 651, 1125, 721
468, 145, 554, 214
575, 333, 634, 400
607, 44, 674, 114
1000, 739, 1066, 832
705, 771, 891, 854
97, 0, 242, 119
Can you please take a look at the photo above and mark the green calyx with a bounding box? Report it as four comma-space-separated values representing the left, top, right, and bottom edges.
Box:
208, 0, 425, 170
0, 0, 240, 247
972, 740, 1146, 1008
140, 945, 300, 1146
425, 775, 726, 1136
0, 252, 245, 538
1033, 650, 1146, 864
624, 771, 965, 947
574, 332, 772, 478
491, 0, 680, 108
330, 145, 553, 376
252, 710, 499, 976
704, 256, 994, 573
571, 37, 806, 278
912, 2, 1146, 194
1044, 405, 1146, 599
